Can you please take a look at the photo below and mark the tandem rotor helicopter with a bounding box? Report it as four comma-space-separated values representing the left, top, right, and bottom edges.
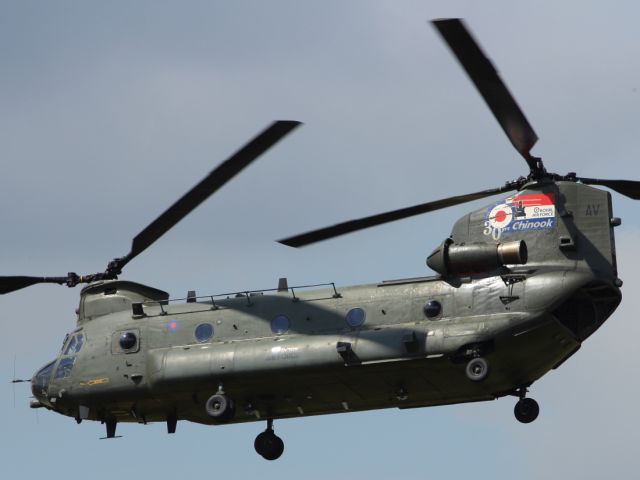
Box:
6, 19, 640, 461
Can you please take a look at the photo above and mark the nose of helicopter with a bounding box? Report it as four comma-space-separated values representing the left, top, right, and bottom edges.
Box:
30, 360, 56, 406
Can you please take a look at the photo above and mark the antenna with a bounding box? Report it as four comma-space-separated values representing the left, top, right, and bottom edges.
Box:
11, 354, 31, 408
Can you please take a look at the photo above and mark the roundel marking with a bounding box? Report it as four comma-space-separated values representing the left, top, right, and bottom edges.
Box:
167, 320, 179, 332
488, 203, 514, 229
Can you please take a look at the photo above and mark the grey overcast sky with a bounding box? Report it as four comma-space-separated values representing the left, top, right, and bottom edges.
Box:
2, 1, 640, 478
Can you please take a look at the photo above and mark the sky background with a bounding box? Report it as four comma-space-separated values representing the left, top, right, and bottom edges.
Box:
2, 1, 640, 478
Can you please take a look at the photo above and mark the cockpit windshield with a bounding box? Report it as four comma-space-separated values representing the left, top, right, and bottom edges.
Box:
55, 357, 76, 379
32, 361, 55, 394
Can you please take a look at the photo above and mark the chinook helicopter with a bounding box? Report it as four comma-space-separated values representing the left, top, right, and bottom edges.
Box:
5, 18, 640, 461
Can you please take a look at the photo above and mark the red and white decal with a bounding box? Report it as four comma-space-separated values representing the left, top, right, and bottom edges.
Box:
484, 193, 556, 239
487, 203, 514, 230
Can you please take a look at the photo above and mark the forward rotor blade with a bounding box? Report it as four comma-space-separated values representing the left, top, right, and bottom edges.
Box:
0, 276, 67, 295
122, 120, 301, 267
432, 19, 539, 171
576, 178, 640, 200
278, 184, 517, 248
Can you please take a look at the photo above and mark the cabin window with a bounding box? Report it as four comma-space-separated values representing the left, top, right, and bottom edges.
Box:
195, 323, 214, 343
345, 307, 366, 328
424, 300, 442, 319
119, 332, 137, 350
271, 315, 290, 335
111, 329, 140, 354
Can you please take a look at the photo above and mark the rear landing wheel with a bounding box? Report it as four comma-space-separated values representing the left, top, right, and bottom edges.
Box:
254, 419, 284, 460
514, 397, 539, 424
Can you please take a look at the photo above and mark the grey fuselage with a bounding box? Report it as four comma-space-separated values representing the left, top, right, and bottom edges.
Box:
31, 180, 622, 428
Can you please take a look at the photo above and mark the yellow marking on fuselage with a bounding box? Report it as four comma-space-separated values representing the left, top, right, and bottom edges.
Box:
80, 377, 109, 386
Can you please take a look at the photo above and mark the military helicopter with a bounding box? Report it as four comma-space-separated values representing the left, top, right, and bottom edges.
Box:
5, 18, 639, 461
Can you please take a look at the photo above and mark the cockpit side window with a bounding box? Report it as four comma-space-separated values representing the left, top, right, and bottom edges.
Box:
61, 333, 69, 352
55, 332, 84, 379
64, 334, 84, 355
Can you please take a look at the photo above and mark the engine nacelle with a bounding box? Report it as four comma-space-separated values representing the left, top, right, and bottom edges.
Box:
426, 238, 528, 276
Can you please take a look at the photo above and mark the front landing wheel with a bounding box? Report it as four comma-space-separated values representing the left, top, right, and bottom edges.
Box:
205, 393, 236, 422
514, 397, 539, 424
465, 357, 489, 382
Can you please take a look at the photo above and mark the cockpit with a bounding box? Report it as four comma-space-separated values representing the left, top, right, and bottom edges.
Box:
31, 331, 84, 402
31, 361, 55, 398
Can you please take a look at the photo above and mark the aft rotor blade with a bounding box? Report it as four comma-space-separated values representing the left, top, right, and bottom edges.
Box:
278, 184, 517, 248
432, 19, 539, 171
0, 276, 67, 294
123, 120, 301, 266
576, 178, 640, 200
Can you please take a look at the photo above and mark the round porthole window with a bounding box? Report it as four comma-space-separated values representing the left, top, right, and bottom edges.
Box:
119, 331, 137, 350
346, 307, 366, 328
195, 323, 214, 343
271, 314, 290, 335
423, 300, 442, 319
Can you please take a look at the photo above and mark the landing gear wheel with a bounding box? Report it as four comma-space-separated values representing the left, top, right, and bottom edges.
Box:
514, 397, 539, 424
254, 431, 284, 460
205, 393, 236, 422
465, 357, 489, 382
254, 419, 284, 460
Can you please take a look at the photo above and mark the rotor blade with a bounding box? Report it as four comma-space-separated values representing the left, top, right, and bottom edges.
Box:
278, 184, 517, 248
122, 120, 301, 267
576, 178, 640, 200
432, 19, 539, 170
0, 276, 67, 294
